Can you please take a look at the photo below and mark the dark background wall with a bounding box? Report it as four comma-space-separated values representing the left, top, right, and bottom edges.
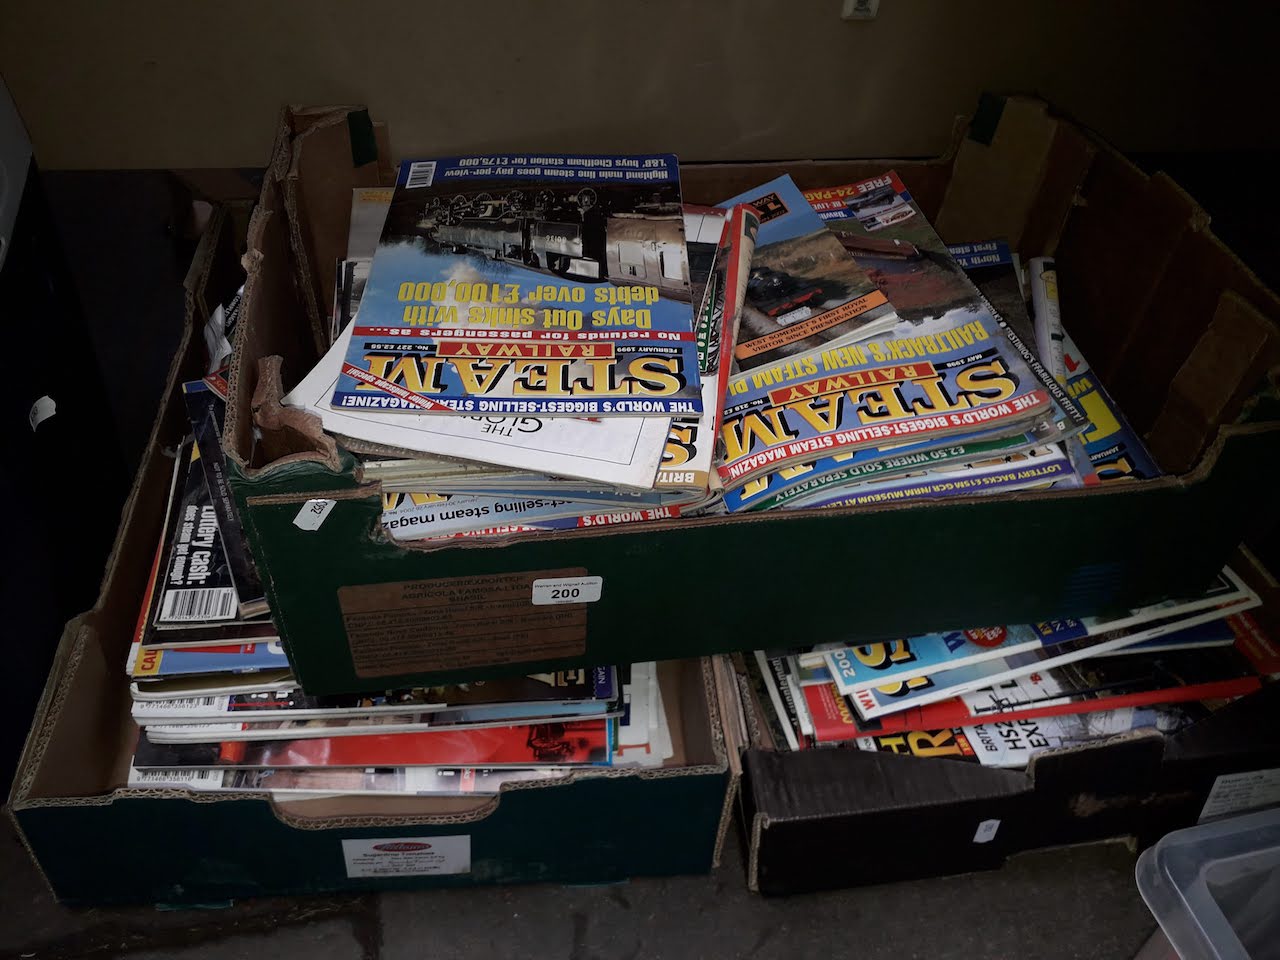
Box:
2, 1, 1280, 170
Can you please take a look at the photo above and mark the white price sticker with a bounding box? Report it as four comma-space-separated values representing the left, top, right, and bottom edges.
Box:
28, 395, 56, 431
293, 498, 336, 531
973, 818, 1001, 844
1200, 767, 1280, 821
342, 835, 470, 878
531, 576, 603, 606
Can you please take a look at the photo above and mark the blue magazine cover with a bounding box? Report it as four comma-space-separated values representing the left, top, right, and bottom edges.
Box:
332, 154, 702, 417
826, 624, 1045, 695
848, 597, 1258, 720
130, 640, 290, 679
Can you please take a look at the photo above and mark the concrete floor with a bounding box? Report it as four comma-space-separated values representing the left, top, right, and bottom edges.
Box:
2, 813, 1158, 959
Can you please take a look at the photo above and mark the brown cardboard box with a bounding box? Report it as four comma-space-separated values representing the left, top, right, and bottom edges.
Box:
7, 206, 739, 905
220, 97, 1280, 697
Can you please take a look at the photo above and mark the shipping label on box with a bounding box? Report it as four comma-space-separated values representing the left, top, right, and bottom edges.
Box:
341, 836, 471, 878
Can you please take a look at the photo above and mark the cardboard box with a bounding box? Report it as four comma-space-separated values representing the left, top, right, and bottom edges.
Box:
6, 207, 737, 906
737, 552, 1280, 895
223, 97, 1280, 696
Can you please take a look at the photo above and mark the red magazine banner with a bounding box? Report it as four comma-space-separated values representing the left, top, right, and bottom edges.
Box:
135, 719, 612, 769
801, 682, 860, 744
864, 676, 1263, 735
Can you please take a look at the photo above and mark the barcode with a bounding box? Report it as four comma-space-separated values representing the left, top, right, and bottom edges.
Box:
160, 587, 237, 622
129, 768, 221, 788
405, 161, 437, 188
134, 696, 223, 712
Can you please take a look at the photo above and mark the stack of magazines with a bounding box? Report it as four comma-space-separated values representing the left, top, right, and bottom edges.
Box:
278, 154, 1159, 541
744, 567, 1278, 765
126, 652, 674, 795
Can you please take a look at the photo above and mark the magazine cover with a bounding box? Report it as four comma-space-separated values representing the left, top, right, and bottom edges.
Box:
656, 203, 759, 491
130, 669, 296, 702
849, 589, 1261, 721
825, 624, 1046, 696
129, 764, 567, 796
1061, 327, 1161, 482
329, 154, 703, 417
788, 443, 1072, 510
132, 686, 446, 724
182, 379, 266, 616
682, 203, 727, 323
152, 440, 240, 627
416, 666, 617, 706
1030, 567, 1256, 647
752, 651, 804, 751
826, 573, 1255, 698
720, 428, 1035, 512
136, 535, 277, 650
379, 490, 672, 541
947, 240, 1034, 348
287, 322, 673, 488
128, 641, 290, 679
879, 626, 1267, 734
803, 173, 1084, 440
144, 698, 624, 743
715, 175, 899, 368
132, 717, 613, 769
135, 685, 617, 728
856, 707, 1197, 769
717, 312, 1058, 486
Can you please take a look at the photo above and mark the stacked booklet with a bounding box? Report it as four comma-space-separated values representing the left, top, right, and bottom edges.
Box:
744, 566, 1278, 766
277, 156, 1156, 543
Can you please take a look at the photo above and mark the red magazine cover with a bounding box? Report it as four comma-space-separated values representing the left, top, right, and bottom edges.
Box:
801, 681, 860, 744
134, 718, 611, 769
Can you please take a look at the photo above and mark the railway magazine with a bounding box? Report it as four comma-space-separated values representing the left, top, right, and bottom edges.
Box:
715, 174, 899, 369
331, 154, 704, 417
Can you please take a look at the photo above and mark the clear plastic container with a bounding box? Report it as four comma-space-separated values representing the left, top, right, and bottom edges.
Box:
1136, 807, 1280, 960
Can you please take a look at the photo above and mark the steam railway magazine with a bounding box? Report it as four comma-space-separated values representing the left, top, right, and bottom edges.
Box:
715, 175, 899, 368
379, 490, 688, 541
287, 321, 674, 487
716, 306, 1062, 487
656, 203, 758, 492
781, 443, 1072, 510
803, 172, 1085, 441
330, 154, 703, 417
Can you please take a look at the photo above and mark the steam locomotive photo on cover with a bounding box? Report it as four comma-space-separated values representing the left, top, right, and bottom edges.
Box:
332, 154, 705, 417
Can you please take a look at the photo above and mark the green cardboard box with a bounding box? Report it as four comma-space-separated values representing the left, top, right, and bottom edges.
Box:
223, 97, 1280, 696
7, 209, 737, 905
